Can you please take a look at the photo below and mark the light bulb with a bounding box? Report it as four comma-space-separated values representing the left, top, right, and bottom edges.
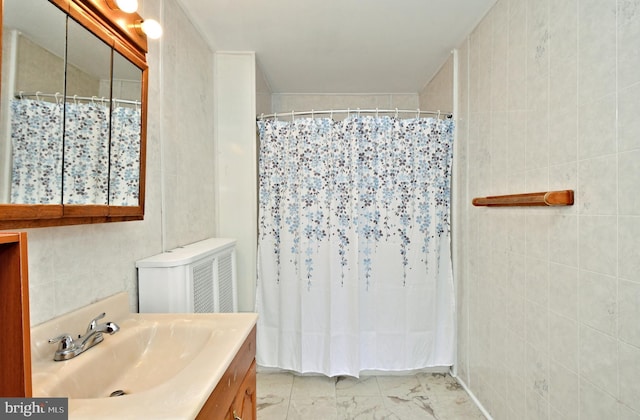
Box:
115, 0, 138, 13
106, 0, 138, 13
139, 19, 163, 39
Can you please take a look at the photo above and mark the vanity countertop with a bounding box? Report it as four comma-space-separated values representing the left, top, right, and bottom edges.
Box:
31, 293, 258, 420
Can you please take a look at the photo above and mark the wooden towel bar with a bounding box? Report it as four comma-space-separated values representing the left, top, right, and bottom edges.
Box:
472, 190, 574, 207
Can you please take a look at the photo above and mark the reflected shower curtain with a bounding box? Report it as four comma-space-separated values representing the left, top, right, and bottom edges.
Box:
256, 115, 455, 377
63, 102, 110, 204
10, 99, 63, 204
109, 106, 141, 206
10, 99, 140, 205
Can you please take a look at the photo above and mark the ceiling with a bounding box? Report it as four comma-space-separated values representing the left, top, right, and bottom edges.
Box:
174, 0, 496, 94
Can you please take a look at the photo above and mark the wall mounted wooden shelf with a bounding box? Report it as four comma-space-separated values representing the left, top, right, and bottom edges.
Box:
472, 190, 574, 207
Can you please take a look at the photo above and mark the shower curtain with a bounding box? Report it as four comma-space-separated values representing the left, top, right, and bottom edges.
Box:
256, 115, 455, 377
109, 106, 141, 206
10, 98, 140, 205
62, 101, 110, 204
10, 99, 63, 204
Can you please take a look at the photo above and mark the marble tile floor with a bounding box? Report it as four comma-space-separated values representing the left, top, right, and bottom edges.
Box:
256, 371, 486, 420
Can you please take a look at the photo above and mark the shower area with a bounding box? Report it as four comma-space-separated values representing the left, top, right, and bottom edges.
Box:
214, 49, 464, 380
255, 108, 456, 378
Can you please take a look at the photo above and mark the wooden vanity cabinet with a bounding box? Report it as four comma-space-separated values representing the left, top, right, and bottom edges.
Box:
0, 232, 32, 397
225, 361, 256, 420
197, 326, 257, 420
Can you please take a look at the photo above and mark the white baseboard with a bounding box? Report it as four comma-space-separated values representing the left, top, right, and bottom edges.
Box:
450, 372, 494, 420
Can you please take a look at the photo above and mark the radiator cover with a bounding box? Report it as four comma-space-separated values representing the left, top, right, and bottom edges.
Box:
136, 238, 237, 313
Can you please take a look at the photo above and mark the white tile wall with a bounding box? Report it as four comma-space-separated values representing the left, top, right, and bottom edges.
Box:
256, 63, 272, 116
418, 57, 454, 113
158, 0, 216, 250
421, 0, 640, 418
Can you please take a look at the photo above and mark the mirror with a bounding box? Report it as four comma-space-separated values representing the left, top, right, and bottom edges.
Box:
109, 50, 142, 207
0, 0, 148, 228
63, 17, 112, 206
0, 0, 66, 204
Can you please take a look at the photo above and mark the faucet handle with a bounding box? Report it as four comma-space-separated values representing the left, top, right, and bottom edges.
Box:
86, 312, 106, 333
48, 334, 75, 351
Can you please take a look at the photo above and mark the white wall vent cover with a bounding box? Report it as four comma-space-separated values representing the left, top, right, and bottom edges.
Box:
136, 238, 237, 313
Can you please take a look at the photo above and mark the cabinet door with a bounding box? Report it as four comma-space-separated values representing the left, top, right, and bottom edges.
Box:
227, 361, 256, 420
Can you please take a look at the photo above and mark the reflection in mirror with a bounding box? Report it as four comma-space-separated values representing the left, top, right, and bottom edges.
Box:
109, 51, 142, 207
63, 17, 112, 205
0, 0, 67, 204
0, 0, 149, 229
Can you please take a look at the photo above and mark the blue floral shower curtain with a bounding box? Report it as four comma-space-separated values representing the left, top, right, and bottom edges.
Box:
10, 99, 140, 205
62, 102, 110, 204
109, 106, 141, 206
10, 99, 63, 203
256, 115, 456, 377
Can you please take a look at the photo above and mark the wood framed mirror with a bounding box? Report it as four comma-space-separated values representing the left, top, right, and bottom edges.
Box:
0, 0, 148, 229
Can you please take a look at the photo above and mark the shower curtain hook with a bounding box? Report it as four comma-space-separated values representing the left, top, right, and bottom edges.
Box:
395, 108, 399, 118
19, 91, 24, 100
274, 112, 278, 122
260, 113, 264, 121
357, 108, 361, 117
311, 109, 314, 119
73, 95, 78, 105
376, 108, 379, 118
416, 108, 420, 119
36, 91, 41, 101
55, 92, 61, 104
347, 108, 350, 118
437, 110, 441, 120
291, 110, 295, 122
330, 110, 333, 120
91, 96, 97, 104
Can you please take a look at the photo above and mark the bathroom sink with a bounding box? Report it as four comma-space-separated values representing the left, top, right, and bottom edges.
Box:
33, 319, 216, 399
30, 293, 258, 419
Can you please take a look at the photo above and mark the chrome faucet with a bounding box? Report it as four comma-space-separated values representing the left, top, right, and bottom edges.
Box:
48, 312, 120, 361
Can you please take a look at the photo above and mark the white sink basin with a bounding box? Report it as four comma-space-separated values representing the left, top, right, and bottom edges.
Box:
30, 293, 257, 419
34, 319, 216, 399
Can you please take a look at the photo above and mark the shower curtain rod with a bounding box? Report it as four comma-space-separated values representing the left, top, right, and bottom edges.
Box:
257, 108, 453, 120
15, 91, 141, 106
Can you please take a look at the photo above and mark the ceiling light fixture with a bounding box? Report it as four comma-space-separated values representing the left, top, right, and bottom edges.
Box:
105, 0, 139, 13
135, 19, 163, 39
